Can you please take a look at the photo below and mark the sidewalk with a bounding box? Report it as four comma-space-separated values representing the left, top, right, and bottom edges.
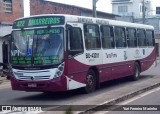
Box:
0, 75, 8, 83
0, 75, 11, 89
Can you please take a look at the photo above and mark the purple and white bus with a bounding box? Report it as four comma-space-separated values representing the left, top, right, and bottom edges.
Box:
10, 14, 157, 93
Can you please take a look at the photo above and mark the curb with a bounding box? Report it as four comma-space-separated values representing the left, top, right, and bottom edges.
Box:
77, 82, 160, 114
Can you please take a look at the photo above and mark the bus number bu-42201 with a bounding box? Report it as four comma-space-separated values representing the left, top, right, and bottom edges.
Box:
86, 53, 99, 58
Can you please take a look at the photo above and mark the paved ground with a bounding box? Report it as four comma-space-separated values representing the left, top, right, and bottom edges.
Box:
0, 76, 7, 83
0, 76, 11, 89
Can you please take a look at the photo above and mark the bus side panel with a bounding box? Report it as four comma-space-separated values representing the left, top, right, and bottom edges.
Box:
140, 48, 156, 72
63, 47, 156, 90
140, 61, 149, 72
107, 61, 133, 80
102, 49, 134, 80
65, 57, 89, 86
99, 65, 112, 83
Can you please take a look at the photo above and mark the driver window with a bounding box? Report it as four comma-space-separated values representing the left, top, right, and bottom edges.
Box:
70, 28, 83, 51
44, 34, 62, 56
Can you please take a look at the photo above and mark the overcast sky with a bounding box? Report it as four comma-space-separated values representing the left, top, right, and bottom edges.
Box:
24, 0, 160, 17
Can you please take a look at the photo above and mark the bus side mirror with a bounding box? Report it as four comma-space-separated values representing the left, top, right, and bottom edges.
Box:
66, 24, 72, 51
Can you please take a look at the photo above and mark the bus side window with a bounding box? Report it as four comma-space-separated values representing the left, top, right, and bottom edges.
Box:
137, 29, 146, 47
146, 30, 155, 47
84, 24, 100, 50
101, 25, 115, 49
70, 27, 83, 51
114, 27, 126, 48
126, 28, 137, 48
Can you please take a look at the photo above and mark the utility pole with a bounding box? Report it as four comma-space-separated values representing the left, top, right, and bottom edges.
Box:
93, 0, 98, 17
21, 0, 24, 17
142, 0, 145, 24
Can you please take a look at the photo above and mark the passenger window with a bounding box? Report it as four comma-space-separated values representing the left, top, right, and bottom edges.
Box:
126, 28, 137, 48
84, 24, 100, 49
114, 27, 126, 48
70, 28, 83, 51
146, 30, 155, 46
101, 26, 115, 49
137, 29, 146, 47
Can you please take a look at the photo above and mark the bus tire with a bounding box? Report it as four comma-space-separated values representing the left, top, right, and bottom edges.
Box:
84, 70, 96, 93
131, 62, 140, 81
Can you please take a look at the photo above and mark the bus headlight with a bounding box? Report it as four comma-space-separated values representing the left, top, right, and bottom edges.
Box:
54, 62, 64, 78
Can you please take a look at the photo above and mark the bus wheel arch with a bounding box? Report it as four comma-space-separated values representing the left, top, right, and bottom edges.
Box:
84, 66, 99, 93
130, 61, 141, 81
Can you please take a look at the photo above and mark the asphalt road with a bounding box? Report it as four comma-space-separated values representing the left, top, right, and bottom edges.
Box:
0, 61, 160, 113
99, 87, 160, 114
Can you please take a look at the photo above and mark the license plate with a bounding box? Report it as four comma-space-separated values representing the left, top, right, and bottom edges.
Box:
28, 83, 37, 87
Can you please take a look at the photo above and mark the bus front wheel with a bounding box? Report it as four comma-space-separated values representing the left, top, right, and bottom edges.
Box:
131, 62, 140, 81
84, 70, 96, 93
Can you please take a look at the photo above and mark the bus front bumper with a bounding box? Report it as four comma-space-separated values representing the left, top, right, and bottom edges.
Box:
10, 76, 67, 92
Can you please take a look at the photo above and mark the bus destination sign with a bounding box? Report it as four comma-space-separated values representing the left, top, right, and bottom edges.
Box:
13, 16, 65, 28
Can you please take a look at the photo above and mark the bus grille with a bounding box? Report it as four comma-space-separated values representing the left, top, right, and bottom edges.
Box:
17, 75, 51, 81
13, 71, 52, 81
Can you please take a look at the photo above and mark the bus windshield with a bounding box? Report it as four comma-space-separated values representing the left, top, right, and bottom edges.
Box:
11, 27, 64, 65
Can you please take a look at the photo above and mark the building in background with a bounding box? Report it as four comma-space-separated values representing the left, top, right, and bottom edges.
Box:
30, 0, 119, 19
0, 0, 24, 64
112, 0, 152, 19
112, 0, 160, 56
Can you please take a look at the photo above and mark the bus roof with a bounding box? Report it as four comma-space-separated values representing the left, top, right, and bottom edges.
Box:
14, 14, 154, 30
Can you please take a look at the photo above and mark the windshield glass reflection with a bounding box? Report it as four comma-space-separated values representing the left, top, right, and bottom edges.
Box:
11, 27, 64, 65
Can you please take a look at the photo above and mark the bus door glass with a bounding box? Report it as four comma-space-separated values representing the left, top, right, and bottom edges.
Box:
66, 23, 84, 57
66, 23, 84, 75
